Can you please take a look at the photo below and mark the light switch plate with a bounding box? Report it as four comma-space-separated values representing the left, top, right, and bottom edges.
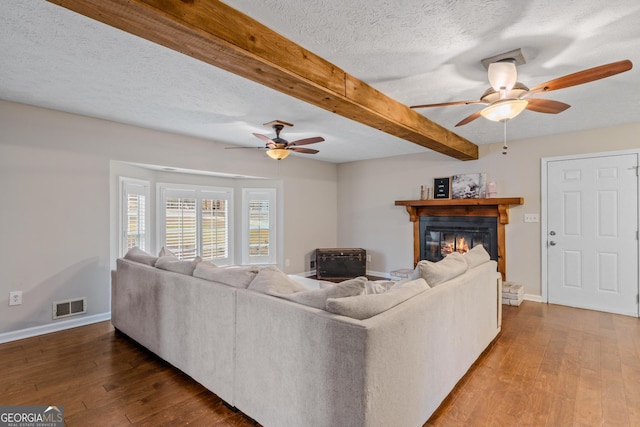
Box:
524, 213, 539, 223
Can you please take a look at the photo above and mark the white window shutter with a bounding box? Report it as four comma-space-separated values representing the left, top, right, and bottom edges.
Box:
120, 178, 150, 256
242, 188, 277, 265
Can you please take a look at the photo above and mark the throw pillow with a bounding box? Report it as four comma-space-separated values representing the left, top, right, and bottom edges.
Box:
464, 244, 491, 269
155, 255, 202, 275
325, 278, 429, 320
123, 246, 158, 266
417, 252, 468, 286
247, 266, 307, 295
282, 277, 367, 309
193, 262, 259, 288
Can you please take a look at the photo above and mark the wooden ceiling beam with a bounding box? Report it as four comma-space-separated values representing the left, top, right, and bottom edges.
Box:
47, 0, 479, 160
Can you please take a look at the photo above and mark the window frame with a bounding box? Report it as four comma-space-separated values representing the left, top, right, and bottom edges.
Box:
119, 177, 150, 257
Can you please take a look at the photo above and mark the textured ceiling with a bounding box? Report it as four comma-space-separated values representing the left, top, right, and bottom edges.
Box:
1, 0, 639, 163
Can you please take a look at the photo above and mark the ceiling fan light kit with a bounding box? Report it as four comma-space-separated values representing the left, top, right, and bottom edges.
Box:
266, 148, 291, 160
480, 99, 528, 122
487, 60, 517, 91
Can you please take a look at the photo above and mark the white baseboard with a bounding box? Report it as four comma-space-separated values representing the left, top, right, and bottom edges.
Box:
524, 294, 542, 303
0, 312, 111, 344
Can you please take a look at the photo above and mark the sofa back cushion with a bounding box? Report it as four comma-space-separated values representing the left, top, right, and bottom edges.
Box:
248, 266, 308, 295
463, 244, 491, 269
281, 277, 367, 309
416, 252, 468, 286
123, 246, 158, 266
155, 255, 202, 275
193, 262, 259, 288
325, 278, 429, 320
158, 246, 177, 257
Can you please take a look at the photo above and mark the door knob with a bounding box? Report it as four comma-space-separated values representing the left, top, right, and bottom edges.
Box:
549, 241, 556, 246
549, 231, 556, 236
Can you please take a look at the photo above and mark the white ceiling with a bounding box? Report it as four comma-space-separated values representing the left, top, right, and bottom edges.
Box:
2, 0, 639, 163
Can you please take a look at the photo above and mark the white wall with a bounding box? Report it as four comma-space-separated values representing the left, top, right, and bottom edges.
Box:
0, 100, 337, 336
337, 122, 640, 296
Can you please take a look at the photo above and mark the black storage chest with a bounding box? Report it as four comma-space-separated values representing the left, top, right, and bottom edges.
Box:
315, 248, 366, 280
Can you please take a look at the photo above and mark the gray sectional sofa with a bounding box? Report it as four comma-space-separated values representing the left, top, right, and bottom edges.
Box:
112, 247, 502, 427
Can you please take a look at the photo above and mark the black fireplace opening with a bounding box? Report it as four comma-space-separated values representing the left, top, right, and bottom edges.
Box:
419, 216, 498, 262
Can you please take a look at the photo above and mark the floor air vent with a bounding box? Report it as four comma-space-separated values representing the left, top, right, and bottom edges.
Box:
53, 298, 87, 319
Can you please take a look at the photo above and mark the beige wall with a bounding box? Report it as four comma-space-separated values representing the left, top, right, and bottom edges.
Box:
2, 96, 638, 337
0, 100, 337, 336
337, 122, 640, 297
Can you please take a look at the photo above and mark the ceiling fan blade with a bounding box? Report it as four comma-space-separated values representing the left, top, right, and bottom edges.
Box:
289, 136, 324, 146
410, 100, 484, 109
289, 147, 319, 154
526, 99, 571, 114
455, 110, 483, 127
253, 133, 276, 145
530, 59, 632, 92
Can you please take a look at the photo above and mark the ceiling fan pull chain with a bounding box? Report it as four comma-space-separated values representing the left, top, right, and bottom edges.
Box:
502, 119, 508, 155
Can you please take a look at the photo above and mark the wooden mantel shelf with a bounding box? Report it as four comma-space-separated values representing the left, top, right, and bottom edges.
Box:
395, 197, 524, 207
395, 198, 524, 280
395, 198, 523, 224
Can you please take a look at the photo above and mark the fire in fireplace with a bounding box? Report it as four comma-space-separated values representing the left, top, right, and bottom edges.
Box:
419, 216, 498, 262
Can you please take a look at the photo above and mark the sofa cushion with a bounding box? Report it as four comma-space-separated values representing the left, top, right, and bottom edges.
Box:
416, 252, 468, 286
325, 278, 429, 320
464, 244, 491, 269
193, 262, 259, 288
281, 277, 367, 309
248, 266, 307, 295
364, 280, 396, 295
123, 246, 158, 266
155, 255, 202, 275
158, 246, 176, 257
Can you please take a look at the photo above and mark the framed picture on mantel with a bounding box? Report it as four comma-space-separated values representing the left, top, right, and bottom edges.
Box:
433, 177, 451, 199
452, 173, 487, 199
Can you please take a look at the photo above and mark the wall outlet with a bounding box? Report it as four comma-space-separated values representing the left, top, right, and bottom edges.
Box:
366, 254, 372, 263
9, 291, 22, 306
524, 213, 539, 223
285, 258, 290, 267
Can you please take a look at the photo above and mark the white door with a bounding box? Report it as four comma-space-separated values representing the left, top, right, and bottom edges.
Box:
547, 153, 639, 316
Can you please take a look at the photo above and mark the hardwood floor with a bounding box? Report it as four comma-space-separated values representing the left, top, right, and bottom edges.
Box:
1, 302, 639, 426
427, 302, 640, 426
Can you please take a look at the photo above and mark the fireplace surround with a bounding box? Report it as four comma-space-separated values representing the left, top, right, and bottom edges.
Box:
395, 198, 524, 279
420, 216, 498, 262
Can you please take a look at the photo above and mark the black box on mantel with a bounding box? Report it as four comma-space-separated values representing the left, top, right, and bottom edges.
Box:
316, 248, 366, 280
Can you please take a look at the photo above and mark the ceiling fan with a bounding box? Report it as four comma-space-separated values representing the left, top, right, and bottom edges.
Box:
410, 52, 633, 127
227, 120, 324, 160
